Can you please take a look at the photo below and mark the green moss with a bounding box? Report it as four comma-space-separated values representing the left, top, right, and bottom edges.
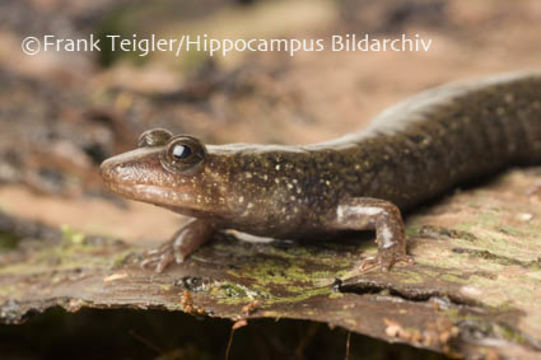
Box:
499, 226, 524, 237
389, 269, 426, 284
451, 247, 540, 269
412, 224, 477, 242
452, 219, 536, 265
111, 251, 134, 268
437, 272, 470, 284
474, 210, 501, 228
0, 231, 20, 251
0, 284, 16, 296
443, 308, 460, 321
328, 292, 343, 299
165, 303, 184, 311
499, 222, 541, 239
210, 281, 271, 305
494, 323, 528, 345
265, 245, 355, 268
0, 237, 114, 276
231, 259, 312, 284
443, 308, 486, 326
211, 259, 335, 306
405, 224, 421, 237
444, 309, 531, 348
465, 201, 482, 208
61, 225, 85, 245
270, 286, 331, 305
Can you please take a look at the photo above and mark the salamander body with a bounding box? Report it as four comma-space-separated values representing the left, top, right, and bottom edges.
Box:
100, 72, 541, 272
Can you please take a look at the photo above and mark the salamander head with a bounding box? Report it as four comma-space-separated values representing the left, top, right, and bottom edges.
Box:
100, 128, 234, 219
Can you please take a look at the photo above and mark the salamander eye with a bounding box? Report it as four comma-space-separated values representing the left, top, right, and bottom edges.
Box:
171, 144, 192, 159
138, 128, 173, 147
160, 136, 206, 173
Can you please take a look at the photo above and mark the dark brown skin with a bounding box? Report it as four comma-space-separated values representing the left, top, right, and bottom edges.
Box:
100, 72, 541, 273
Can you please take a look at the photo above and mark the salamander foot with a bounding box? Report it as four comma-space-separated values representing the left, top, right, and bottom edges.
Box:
359, 252, 414, 272
140, 219, 215, 273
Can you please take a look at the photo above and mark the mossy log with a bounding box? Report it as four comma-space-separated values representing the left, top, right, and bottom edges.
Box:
1, 169, 541, 359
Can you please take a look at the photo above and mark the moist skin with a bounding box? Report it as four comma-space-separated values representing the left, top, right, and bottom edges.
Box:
100, 72, 541, 272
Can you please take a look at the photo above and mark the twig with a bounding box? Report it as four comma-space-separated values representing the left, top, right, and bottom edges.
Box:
225, 327, 235, 360
129, 330, 162, 354
345, 331, 351, 360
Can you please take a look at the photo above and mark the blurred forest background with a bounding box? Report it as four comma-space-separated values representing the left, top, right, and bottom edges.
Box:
2, 0, 541, 245
1, 0, 541, 359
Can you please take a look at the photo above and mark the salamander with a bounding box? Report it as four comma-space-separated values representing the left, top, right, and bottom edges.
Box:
100, 72, 541, 272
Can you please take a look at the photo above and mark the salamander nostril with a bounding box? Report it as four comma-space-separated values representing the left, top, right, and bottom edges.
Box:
99, 157, 124, 182
99, 160, 112, 181
99, 147, 167, 188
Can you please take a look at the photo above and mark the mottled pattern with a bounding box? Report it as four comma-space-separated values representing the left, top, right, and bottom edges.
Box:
100, 72, 541, 271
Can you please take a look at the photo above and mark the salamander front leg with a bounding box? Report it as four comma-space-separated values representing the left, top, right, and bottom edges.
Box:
141, 219, 215, 273
327, 197, 413, 271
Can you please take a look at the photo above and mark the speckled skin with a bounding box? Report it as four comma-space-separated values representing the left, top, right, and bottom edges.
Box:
100, 72, 541, 272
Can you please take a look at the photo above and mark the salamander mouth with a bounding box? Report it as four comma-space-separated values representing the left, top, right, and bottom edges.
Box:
106, 182, 192, 206
106, 181, 215, 217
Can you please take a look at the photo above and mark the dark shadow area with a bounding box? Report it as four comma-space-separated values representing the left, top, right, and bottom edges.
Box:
0, 307, 445, 360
